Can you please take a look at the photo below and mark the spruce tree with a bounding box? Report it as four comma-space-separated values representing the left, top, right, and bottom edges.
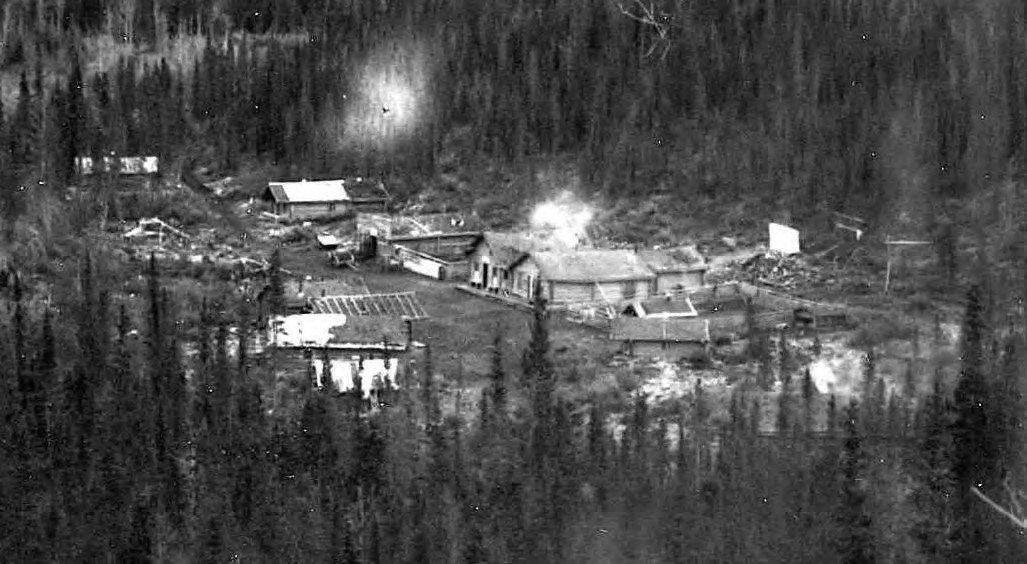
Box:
801, 367, 815, 434
488, 330, 507, 419
587, 400, 607, 508
950, 284, 1000, 560
62, 46, 85, 184
834, 399, 876, 564
268, 247, 286, 317
522, 279, 555, 469
10, 70, 35, 168
910, 372, 956, 560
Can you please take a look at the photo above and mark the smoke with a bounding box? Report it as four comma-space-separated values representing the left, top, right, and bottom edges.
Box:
342, 38, 432, 152
530, 191, 594, 247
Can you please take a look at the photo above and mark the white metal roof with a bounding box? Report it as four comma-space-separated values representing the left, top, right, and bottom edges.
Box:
267, 180, 350, 203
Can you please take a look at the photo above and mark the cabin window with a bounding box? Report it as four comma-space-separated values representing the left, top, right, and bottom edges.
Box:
622, 281, 636, 300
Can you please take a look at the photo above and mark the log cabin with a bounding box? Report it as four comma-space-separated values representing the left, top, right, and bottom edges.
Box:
508, 249, 656, 304
610, 316, 710, 362
263, 180, 350, 219
465, 232, 568, 292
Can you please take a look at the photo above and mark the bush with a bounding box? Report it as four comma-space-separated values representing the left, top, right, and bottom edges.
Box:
848, 316, 915, 349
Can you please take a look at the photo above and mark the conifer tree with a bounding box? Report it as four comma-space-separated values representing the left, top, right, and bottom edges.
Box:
61, 46, 85, 184
801, 367, 815, 434
587, 399, 608, 508
421, 345, 440, 428
834, 400, 876, 564
861, 348, 881, 436
268, 248, 286, 317
777, 364, 792, 435
121, 497, 154, 564
487, 330, 507, 420
522, 279, 555, 469
910, 372, 956, 560
950, 284, 1000, 560
10, 70, 35, 168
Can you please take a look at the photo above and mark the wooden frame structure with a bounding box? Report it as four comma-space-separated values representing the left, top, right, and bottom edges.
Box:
884, 237, 931, 294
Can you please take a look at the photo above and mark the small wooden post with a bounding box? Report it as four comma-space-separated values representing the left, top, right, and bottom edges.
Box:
883, 238, 931, 295
884, 237, 892, 294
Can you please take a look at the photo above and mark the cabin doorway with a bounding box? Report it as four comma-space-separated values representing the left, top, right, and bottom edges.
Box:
361, 235, 378, 259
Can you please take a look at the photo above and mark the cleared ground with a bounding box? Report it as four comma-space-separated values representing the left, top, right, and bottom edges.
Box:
277, 242, 621, 381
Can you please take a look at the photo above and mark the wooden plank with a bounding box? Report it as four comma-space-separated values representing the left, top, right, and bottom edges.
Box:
389, 293, 404, 316
832, 211, 867, 225
885, 240, 931, 246
393, 294, 408, 317
344, 296, 359, 316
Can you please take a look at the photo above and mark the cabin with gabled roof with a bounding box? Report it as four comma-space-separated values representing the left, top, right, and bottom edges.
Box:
509, 249, 656, 304
262, 179, 350, 219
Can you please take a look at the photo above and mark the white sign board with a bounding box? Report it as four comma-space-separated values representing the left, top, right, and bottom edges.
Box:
768, 223, 800, 255
76, 156, 159, 175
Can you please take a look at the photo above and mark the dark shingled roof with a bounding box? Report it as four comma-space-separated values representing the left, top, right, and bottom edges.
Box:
610, 317, 709, 342
472, 231, 569, 265
522, 249, 655, 282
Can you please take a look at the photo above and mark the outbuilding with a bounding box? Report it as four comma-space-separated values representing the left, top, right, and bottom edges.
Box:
610, 316, 710, 362
263, 179, 350, 219
636, 247, 708, 293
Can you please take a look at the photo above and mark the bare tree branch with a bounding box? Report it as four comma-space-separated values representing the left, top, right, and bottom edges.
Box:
972, 483, 1027, 529
616, 0, 674, 60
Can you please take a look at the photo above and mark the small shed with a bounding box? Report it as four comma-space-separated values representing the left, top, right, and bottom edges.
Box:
316, 234, 341, 250
510, 249, 656, 304
636, 247, 708, 292
263, 180, 350, 219
610, 317, 709, 361
342, 177, 390, 211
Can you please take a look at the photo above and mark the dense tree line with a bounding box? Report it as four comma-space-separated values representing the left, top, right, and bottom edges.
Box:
2, 1, 1027, 227
1, 262, 1023, 561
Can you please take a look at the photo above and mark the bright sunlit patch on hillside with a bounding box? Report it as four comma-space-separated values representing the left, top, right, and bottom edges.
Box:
531, 190, 594, 247
343, 39, 430, 152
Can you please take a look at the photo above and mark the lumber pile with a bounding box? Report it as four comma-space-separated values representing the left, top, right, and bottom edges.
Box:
739, 252, 837, 289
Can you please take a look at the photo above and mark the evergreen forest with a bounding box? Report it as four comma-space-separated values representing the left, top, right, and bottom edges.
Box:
0, 1, 1025, 562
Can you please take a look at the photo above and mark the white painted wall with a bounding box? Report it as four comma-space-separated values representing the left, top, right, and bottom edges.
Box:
312, 357, 400, 397
400, 254, 444, 279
